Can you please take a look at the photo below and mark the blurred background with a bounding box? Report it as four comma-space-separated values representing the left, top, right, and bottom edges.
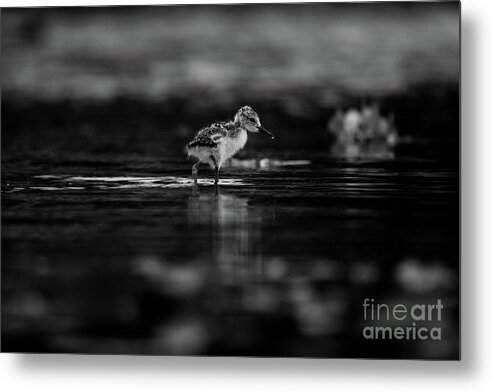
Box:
2, 3, 459, 156
2, 3, 459, 358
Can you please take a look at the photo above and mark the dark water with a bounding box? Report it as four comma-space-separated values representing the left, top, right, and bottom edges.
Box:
1, 2, 459, 358
1, 147, 459, 359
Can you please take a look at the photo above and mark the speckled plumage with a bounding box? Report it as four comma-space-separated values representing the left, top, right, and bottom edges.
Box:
187, 121, 246, 168
186, 106, 274, 185
188, 121, 236, 149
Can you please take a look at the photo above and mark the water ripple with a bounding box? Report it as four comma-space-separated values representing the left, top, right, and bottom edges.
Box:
29, 175, 250, 190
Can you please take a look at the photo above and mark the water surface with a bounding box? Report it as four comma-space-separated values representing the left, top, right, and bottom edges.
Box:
1, 2, 459, 358
1, 150, 459, 358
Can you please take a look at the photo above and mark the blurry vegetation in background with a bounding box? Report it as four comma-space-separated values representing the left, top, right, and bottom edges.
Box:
1, 3, 459, 155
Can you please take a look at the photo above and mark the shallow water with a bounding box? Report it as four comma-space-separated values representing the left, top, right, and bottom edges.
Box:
1, 1, 459, 359
1, 150, 459, 358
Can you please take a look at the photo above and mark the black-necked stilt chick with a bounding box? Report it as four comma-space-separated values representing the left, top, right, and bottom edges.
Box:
186, 106, 274, 186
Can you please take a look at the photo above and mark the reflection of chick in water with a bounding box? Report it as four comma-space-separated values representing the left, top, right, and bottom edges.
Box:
187, 190, 263, 285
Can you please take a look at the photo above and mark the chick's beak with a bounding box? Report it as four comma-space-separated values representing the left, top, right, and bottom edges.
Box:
258, 125, 275, 139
